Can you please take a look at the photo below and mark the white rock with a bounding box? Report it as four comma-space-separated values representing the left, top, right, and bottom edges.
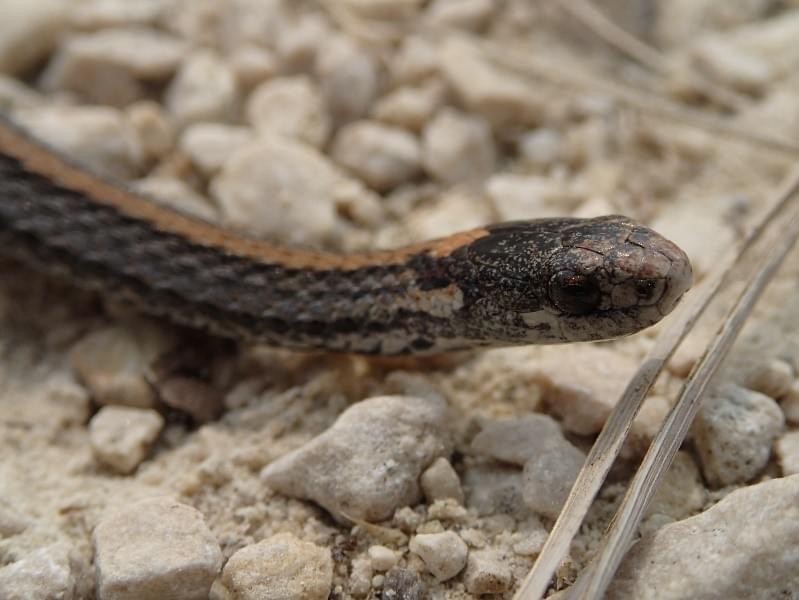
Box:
0, 542, 80, 600
179, 122, 253, 176
486, 174, 583, 222
744, 359, 795, 399
368, 545, 398, 572
691, 35, 771, 94
70, 321, 176, 409
126, 101, 174, 161
275, 13, 329, 73
0, 0, 69, 75
261, 395, 451, 522
13, 106, 144, 180
439, 37, 539, 126
372, 81, 444, 131
228, 44, 279, 89
645, 452, 706, 521
93, 497, 222, 600
521, 439, 585, 519
246, 76, 330, 147
533, 345, 639, 435
463, 548, 513, 594
165, 50, 237, 125
426, 0, 493, 30
422, 108, 495, 184
391, 35, 439, 84
212, 135, 380, 246
332, 121, 422, 191
776, 430, 799, 476
693, 384, 785, 486
89, 405, 164, 474
608, 475, 799, 600
317, 36, 379, 123
471, 413, 565, 466
420, 457, 464, 504
40, 27, 187, 106
408, 531, 467, 581
220, 532, 332, 600
135, 176, 218, 221
519, 128, 563, 167
462, 464, 528, 518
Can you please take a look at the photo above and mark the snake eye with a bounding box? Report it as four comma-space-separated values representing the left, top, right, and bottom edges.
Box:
549, 271, 601, 315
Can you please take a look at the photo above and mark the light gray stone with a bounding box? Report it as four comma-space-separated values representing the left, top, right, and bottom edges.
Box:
246, 76, 329, 147
521, 439, 585, 519
776, 430, 799, 476
332, 121, 422, 191
420, 457, 464, 504
608, 475, 799, 600
179, 122, 253, 176
165, 50, 237, 125
693, 384, 785, 486
0, 0, 69, 75
462, 464, 528, 518
471, 413, 564, 466
422, 108, 495, 184
317, 36, 379, 123
93, 497, 222, 600
463, 548, 513, 594
261, 395, 451, 522
0, 542, 80, 600
409, 531, 467, 581
89, 406, 164, 474
220, 532, 332, 600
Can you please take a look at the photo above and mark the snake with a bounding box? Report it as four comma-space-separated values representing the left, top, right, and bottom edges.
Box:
0, 115, 692, 355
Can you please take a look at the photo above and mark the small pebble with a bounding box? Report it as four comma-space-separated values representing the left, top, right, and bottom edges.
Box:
246, 75, 330, 147
70, 322, 176, 409
89, 405, 164, 474
775, 430, 799, 476
0, 542, 80, 600
744, 359, 794, 399
519, 128, 563, 167
368, 545, 398, 572
93, 497, 222, 600
0, 0, 69, 75
420, 457, 464, 504
126, 101, 174, 161
463, 548, 513, 594
408, 531, 468, 581
692, 383, 785, 487
228, 44, 279, 88
179, 122, 252, 176
486, 173, 582, 222
261, 395, 451, 522
317, 36, 379, 123
14, 106, 144, 180
372, 81, 444, 131
521, 440, 585, 519
349, 556, 373, 597
471, 413, 564, 466
135, 176, 218, 221
781, 380, 799, 424
332, 120, 422, 191
462, 464, 528, 518
157, 376, 223, 423
165, 49, 237, 125
211, 134, 380, 246
422, 108, 495, 184
220, 532, 332, 600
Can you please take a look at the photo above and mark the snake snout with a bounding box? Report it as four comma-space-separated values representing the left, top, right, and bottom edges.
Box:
633, 228, 693, 315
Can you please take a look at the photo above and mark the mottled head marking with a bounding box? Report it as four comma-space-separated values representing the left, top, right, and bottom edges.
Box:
459, 215, 692, 345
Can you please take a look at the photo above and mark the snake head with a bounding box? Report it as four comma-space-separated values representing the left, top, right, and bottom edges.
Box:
467, 216, 692, 344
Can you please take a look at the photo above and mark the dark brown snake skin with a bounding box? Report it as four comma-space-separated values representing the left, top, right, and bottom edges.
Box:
0, 115, 693, 354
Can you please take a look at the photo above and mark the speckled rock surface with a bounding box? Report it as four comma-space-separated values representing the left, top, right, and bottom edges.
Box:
261, 395, 452, 521
608, 475, 799, 600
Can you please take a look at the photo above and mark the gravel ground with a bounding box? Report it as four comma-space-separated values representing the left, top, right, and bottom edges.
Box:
1, 1, 799, 599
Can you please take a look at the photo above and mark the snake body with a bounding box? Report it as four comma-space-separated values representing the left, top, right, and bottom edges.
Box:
0, 116, 692, 354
